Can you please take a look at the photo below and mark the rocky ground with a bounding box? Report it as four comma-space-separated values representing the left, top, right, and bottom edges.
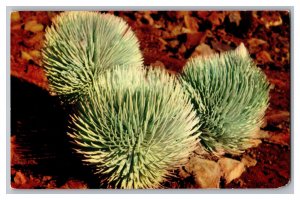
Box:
10, 11, 290, 189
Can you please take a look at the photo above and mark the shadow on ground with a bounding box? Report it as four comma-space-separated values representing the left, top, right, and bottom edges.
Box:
11, 77, 100, 188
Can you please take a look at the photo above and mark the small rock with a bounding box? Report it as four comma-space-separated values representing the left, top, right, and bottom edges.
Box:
21, 51, 33, 61
256, 50, 273, 64
184, 15, 199, 33
11, 11, 21, 22
264, 132, 290, 146
191, 43, 215, 58
260, 12, 282, 29
29, 50, 41, 58
266, 111, 290, 125
182, 156, 221, 188
14, 171, 27, 185
218, 158, 246, 184
28, 50, 43, 65
143, 11, 154, 25
42, 176, 52, 182
208, 12, 225, 27
247, 38, 267, 47
241, 155, 257, 168
169, 40, 179, 48
228, 11, 241, 26
24, 20, 44, 32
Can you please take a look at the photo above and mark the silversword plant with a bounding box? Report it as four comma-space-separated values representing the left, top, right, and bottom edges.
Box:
42, 11, 142, 103
68, 66, 200, 188
180, 43, 270, 155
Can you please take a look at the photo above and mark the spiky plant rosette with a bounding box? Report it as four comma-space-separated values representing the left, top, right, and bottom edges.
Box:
179, 43, 270, 155
42, 11, 142, 103
68, 65, 200, 189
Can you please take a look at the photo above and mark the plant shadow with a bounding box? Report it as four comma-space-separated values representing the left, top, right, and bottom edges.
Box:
11, 77, 100, 188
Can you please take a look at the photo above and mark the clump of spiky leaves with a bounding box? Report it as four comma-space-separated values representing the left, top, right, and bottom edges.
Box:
179, 43, 270, 155
42, 11, 142, 103
68, 65, 200, 189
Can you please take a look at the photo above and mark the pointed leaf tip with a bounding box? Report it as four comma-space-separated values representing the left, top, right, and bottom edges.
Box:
235, 43, 249, 58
